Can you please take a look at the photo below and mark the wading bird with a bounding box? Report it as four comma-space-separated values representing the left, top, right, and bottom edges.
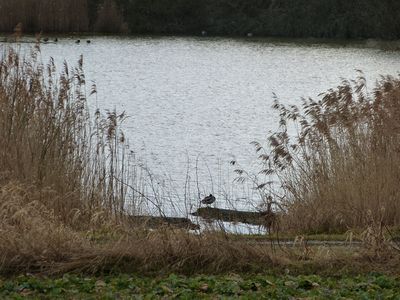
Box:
201, 194, 216, 206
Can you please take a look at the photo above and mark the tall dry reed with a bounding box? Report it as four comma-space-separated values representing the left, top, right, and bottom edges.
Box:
0, 42, 134, 224
250, 73, 400, 233
0, 43, 399, 274
0, 41, 159, 273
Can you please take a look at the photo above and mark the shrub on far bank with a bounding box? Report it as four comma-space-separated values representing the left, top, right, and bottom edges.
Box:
0, 0, 89, 33
94, 0, 129, 34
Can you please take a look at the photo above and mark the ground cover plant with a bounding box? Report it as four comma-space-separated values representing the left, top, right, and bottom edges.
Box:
1, 273, 400, 299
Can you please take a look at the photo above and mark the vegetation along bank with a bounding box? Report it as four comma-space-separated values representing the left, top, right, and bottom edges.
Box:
0, 0, 400, 39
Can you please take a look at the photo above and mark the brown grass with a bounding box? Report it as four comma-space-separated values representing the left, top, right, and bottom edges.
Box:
1, 181, 398, 276
0, 42, 275, 276
250, 73, 400, 234
0, 42, 132, 223
0, 43, 399, 276
0, 181, 275, 275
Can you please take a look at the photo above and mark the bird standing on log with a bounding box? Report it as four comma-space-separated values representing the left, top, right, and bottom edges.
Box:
201, 194, 216, 206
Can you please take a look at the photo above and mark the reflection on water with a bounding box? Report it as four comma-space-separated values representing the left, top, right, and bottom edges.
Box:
2, 36, 400, 221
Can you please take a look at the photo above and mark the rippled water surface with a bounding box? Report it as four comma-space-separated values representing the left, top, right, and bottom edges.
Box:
2, 36, 400, 218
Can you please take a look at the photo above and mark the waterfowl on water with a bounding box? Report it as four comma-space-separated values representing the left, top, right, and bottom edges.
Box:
247, 32, 253, 37
43, 37, 49, 42
201, 194, 216, 205
75, 39, 80, 44
87, 40, 91, 44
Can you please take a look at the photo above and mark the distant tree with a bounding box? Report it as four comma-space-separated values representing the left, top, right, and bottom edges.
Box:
0, 0, 89, 33
94, 0, 128, 33
0, 0, 399, 39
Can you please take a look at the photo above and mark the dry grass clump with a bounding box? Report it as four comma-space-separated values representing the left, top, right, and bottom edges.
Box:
0, 179, 272, 273
0, 181, 276, 275
0, 43, 132, 224
52, 232, 277, 275
0, 181, 277, 275
253, 73, 400, 233
0, 43, 134, 274
0, 41, 140, 269
0, 183, 88, 274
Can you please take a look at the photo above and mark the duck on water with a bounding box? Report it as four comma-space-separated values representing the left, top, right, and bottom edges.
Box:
201, 194, 216, 205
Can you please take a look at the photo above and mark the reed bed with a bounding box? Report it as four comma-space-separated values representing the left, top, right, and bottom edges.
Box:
251, 73, 400, 234
0, 180, 276, 275
0, 43, 277, 275
0, 42, 399, 276
0, 42, 134, 223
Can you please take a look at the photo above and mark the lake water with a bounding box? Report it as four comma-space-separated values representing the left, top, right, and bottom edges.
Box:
2, 36, 400, 223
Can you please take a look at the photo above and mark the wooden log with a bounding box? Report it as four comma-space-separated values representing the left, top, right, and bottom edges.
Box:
191, 207, 271, 226
127, 215, 200, 230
